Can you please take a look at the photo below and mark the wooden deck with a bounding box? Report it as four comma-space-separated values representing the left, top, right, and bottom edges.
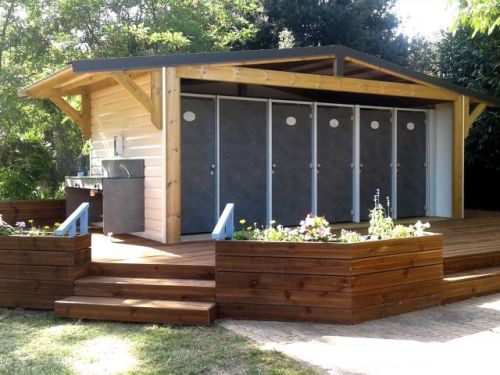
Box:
51, 210, 500, 324
91, 233, 215, 266
90, 210, 500, 268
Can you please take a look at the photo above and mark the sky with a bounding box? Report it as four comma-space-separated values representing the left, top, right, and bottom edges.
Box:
394, 0, 459, 39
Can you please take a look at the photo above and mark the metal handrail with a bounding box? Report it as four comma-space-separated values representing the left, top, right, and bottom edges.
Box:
55, 202, 89, 238
212, 203, 234, 240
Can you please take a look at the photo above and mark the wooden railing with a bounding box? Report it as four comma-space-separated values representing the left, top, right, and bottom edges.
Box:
55, 202, 89, 238
212, 203, 234, 240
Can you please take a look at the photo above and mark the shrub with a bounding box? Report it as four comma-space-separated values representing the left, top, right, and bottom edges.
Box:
232, 191, 431, 243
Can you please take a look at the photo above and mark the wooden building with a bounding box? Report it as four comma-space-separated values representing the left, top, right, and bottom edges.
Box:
19, 45, 499, 244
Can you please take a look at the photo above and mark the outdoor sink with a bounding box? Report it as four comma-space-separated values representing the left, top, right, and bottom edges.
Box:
102, 159, 144, 179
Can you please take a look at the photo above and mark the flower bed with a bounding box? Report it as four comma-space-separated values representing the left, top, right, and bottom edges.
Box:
216, 192, 444, 324
216, 234, 444, 324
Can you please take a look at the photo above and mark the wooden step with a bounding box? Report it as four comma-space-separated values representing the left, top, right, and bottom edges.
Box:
442, 265, 500, 303
55, 296, 216, 325
75, 276, 215, 302
90, 262, 215, 280
444, 250, 500, 273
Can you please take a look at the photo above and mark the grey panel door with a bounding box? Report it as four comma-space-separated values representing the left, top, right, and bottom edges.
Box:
181, 97, 216, 234
219, 99, 267, 226
397, 111, 427, 218
360, 109, 392, 220
272, 103, 312, 226
317, 106, 353, 222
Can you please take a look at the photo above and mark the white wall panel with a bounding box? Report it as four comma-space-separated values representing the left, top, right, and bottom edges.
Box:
90, 75, 164, 242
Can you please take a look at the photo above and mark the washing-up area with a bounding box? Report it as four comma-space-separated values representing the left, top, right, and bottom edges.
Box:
65, 159, 145, 234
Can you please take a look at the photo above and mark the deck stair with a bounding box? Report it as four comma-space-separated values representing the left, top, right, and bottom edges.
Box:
55, 262, 217, 325
443, 249, 500, 303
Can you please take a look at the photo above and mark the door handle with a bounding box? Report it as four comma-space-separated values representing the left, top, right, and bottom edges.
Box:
210, 164, 216, 175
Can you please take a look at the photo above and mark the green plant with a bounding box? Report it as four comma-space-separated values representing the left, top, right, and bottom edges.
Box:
0, 215, 18, 235
339, 229, 364, 244
368, 190, 395, 240
0, 217, 62, 237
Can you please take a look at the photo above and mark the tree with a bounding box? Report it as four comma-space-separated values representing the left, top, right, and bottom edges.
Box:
0, 0, 263, 200
54, 0, 263, 58
436, 27, 500, 209
244, 0, 410, 65
451, 0, 500, 36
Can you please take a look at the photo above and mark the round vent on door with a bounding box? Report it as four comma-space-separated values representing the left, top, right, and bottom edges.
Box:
370, 120, 380, 130
406, 122, 415, 131
329, 118, 340, 128
286, 116, 297, 126
183, 111, 196, 122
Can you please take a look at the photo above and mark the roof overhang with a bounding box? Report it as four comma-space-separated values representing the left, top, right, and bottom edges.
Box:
18, 45, 499, 107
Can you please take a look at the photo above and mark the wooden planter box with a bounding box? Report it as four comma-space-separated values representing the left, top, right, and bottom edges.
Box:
0, 200, 66, 226
0, 234, 91, 310
216, 234, 444, 324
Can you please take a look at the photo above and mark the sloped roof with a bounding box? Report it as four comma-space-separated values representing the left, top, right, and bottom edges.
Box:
69, 44, 498, 107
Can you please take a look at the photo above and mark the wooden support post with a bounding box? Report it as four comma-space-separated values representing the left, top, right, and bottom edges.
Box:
150, 71, 163, 129
81, 92, 91, 138
452, 95, 466, 219
164, 67, 181, 243
333, 54, 344, 76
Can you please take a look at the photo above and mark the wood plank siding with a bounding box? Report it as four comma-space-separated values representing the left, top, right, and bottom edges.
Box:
90, 75, 164, 242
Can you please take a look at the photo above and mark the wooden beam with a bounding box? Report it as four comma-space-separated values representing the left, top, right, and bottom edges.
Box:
212, 54, 336, 67
466, 103, 487, 136
19, 67, 74, 97
48, 95, 91, 138
453, 95, 466, 219
176, 65, 458, 101
81, 92, 91, 138
150, 71, 162, 129
55, 73, 111, 93
345, 56, 428, 86
112, 72, 154, 114
164, 67, 181, 243
49, 96, 83, 125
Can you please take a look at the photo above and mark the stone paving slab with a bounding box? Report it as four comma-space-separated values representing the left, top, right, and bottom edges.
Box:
220, 293, 500, 375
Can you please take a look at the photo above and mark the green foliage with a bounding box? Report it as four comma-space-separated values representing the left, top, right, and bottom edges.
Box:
246, 0, 410, 65
435, 27, 500, 209
339, 229, 363, 244
54, 0, 262, 57
342, 190, 431, 243
368, 190, 394, 240
235, 193, 431, 243
451, 0, 500, 36
0, 0, 261, 200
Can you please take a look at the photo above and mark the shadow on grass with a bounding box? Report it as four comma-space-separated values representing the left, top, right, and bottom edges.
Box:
0, 308, 322, 375
0, 308, 73, 375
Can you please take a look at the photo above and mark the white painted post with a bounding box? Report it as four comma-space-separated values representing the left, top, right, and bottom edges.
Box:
391, 108, 398, 219
353, 105, 361, 223
312, 102, 318, 215
266, 99, 273, 224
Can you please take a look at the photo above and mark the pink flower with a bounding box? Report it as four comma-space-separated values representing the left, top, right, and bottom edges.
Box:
16, 221, 26, 229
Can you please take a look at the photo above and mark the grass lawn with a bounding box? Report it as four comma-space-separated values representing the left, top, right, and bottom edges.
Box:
0, 308, 323, 375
